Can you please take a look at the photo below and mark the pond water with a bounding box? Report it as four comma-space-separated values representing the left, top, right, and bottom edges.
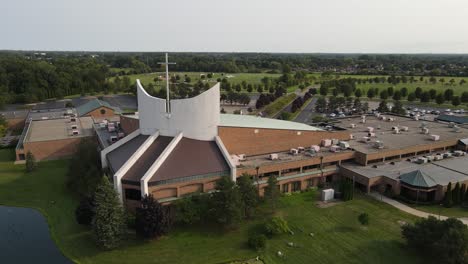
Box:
0, 206, 71, 264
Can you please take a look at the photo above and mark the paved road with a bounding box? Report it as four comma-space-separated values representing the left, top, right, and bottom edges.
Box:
369, 192, 468, 225
293, 97, 318, 123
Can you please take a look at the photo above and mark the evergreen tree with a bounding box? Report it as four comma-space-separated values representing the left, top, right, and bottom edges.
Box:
136, 194, 172, 239
264, 175, 280, 210
25, 151, 36, 173
460, 184, 466, 204
75, 196, 95, 226
212, 176, 242, 228
453, 182, 461, 205
92, 176, 125, 249
377, 100, 389, 112
444, 182, 453, 208
391, 100, 406, 115
237, 173, 259, 219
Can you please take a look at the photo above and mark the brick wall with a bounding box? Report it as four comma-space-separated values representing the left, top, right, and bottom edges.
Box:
218, 126, 351, 156
20, 136, 92, 161
120, 115, 139, 134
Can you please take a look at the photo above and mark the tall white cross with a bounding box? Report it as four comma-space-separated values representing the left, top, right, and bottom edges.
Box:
158, 53, 176, 113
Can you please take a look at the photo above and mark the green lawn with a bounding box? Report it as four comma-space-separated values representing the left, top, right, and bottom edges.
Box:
109, 72, 281, 89
410, 204, 468, 218
263, 94, 297, 117
0, 148, 423, 264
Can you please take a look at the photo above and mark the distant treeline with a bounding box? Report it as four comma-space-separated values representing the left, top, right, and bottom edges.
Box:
2, 51, 468, 106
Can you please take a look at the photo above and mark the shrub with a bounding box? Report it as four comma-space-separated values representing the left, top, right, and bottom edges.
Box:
264, 217, 291, 237
25, 151, 36, 173
358, 213, 369, 225
248, 233, 267, 251
75, 196, 95, 225
135, 194, 172, 239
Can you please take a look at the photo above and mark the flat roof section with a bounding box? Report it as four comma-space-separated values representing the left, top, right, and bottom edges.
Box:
342, 155, 468, 186
149, 138, 230, 184
122, 136, 173, 182
336, 115, 468, 154
25, 117, 93, 143
107, 134, 149, 173
220, 114, 323, 131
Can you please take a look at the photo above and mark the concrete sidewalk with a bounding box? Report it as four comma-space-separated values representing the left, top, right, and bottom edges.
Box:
369, 192, 468, 225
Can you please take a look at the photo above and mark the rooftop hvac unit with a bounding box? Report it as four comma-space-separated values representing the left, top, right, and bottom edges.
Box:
306, 149, 316, 156
430, 134, 440, 141
414, 116, 419, 121
420, 122, 427, 128
375, 113, 381, 118
70, 117, 76, 122
443, 152, 452, 158
269, 153, 279, 160
72, 130, 79, 135
350, 134, 355, 140
448, 122, 456, 128
368, 132, 376, 137
374, 141, 384, 149
331, 138, 339, 145
66, 109, 73, 114
110, 136, 118, 143
297, 147, 305, 153
330, 145, 341, 152
290, 148, 299, 155
118, 132, 125, 139
321, 189, 335, 202
230, 155, 241, 166
416, 157, 427, 164
99, 122, 106, 128
359, 136, 371, 143
401, 126, 409, 132
238, 154, 246, 161
453, 126, 461, 133
434, 154, 443, 161
388, 117, 395, 122
321, 139, 332, 147
71, 124, 78, 130
310, 145, 321, 152
350, 123, 356, 128
339, 141, 350, 149
392, 127, 400, 134
421, 128, 429, 134
426, 155, 435, 161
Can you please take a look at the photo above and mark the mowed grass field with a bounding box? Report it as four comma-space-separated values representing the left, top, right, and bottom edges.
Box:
109, 72, 281, 88
0, 148, 422, 264
327, 74, 468, 96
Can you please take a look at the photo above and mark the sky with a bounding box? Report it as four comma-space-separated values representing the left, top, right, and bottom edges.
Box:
2, 0, 468, 53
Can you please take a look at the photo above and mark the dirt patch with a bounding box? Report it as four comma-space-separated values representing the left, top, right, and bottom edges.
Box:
315, 200, 343, 208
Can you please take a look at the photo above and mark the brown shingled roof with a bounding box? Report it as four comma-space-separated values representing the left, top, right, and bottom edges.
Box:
149, 138, 230, 184
107, 135, 149, 173
122, 136, 173, 183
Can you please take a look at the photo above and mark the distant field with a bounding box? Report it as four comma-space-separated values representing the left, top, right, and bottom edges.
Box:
109, 72, 282, 89
319, 74, 468, 96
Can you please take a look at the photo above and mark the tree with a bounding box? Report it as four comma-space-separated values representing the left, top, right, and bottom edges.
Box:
420, 91, 430, 102
460, 184, 466, 205
391, 100, 406, 115
461, 92, 468, 103
354, 88, 362, 98
92, 176, 125, 249
136, 194, 172, 239
67, 139, 102, 197
315, 96, 327, 113
377, 100, 389, 113
379, 90, 388, 100
25, 151, 36, 173
358, 213, 369, 225
367, 88, 375, 99
392, 90, 402, 101
402, 216, 468, 264
407, 92, 416, 102
237, 174, 259, 219
400, 87, 408, 97
264, 175, 280, 210
444, 182, 453, 208
415, 87, 423, 98
319, 86, 328, 96
452, 96, 461, 106
212, 176, 242, 228
444, 89, 454, 101
75, 196, 95, 225
453, 182, 461, 205
436, 93, 445, 105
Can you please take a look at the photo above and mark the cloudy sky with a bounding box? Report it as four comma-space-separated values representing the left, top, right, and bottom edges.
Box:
2, 0, 468, 53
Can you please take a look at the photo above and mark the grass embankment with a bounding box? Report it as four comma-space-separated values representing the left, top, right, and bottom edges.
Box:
263, 94, 297, 117
0, 148, 422, 264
